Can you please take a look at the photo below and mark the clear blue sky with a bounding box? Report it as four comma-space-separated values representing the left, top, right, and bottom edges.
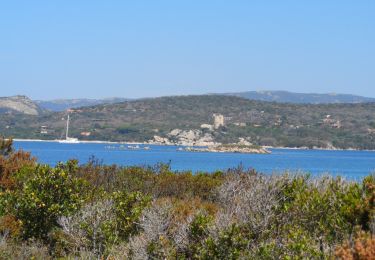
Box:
1, 1, 374, 99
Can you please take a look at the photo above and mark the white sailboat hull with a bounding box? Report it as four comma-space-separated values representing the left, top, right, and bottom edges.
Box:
59, 138, 80, 144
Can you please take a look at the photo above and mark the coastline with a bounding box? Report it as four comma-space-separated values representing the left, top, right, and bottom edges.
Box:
263, 145, 372, 152
13, 138, 143, 145
12, 138, 375, 152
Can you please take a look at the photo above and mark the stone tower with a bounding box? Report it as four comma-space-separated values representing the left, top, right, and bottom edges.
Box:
213, 113, 224, 129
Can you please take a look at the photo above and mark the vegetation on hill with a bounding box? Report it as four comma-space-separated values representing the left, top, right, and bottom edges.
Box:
0, 137, 374, 259
218, 90, 375, 104
2, 95, 375, 149
33, 90, 375, 113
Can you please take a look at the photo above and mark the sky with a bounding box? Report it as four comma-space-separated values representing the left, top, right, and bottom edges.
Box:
0, 1, 374, 100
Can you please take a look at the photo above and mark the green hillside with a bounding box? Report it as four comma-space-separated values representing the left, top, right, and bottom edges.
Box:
2, 95, 375, 149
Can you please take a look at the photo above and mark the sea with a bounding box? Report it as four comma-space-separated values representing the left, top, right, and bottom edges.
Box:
13, 141, 375, 181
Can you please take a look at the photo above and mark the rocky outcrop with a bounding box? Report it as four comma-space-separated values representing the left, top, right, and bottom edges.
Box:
149, 135, 173, 145
0, 95, 42, 115
167, 129, 217, 146
149, 129, 218, 146
149, 131, 270, 153
237, 137, 253, 146
184, 144, 270, 154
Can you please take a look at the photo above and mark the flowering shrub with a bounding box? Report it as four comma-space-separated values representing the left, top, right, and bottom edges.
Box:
2, 163, 87, 240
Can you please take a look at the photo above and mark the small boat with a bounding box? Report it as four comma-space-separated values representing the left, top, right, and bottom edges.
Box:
128, 145, 140, 149
59, 137, 79, 144
143, 146, 150, 150
59, 114, 80, 144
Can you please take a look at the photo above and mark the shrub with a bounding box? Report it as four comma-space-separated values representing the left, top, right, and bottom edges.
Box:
360, 174, 375, 230
0, 137, 13, 156
58, 199, 115, 256
112, 191, 151, 240
6, 163, 87, 240
196, 224, 250, 259
0, 235, 50, 260
335, 230, 375, 259
0, 214, 22, 238
279, 176, 365, 250
0, 150, 35, 191
58, 191, 150, 257
215, 172, 282, 232
115, 199, 174, 259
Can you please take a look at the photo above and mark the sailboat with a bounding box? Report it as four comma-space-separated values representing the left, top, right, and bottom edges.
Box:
59, 114, 80, 143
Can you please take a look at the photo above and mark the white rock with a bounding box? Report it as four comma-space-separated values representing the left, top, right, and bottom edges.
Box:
200, 124, 213, 130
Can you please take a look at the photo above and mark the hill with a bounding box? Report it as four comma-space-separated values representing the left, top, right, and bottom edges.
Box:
217, 90, 375, 104
32, 91, 375, 113
2, 95, 375, 149
34, 97, 130, 111
0, 95, 43, 115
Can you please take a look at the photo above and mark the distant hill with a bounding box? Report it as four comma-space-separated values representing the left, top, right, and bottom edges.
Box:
0, 95, 44, 115
216, 91, 375, 104
2, 95, 375, 150
35, 98, 130, 111
33, 91, 375, 112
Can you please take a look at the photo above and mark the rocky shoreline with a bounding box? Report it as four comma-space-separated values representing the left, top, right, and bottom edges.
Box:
183, 145, 270, 154
13, 138, 374, 152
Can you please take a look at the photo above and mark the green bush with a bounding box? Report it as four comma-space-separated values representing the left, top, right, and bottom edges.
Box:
199, 224, 250, 259
111, 191, 151, 241
5, 163, 87, 240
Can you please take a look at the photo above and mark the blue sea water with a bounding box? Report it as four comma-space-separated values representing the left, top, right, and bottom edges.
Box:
13, 141, 375, 180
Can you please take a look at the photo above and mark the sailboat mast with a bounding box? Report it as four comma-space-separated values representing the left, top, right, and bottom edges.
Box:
59, 112, 78, 143
66, 114, 70, 139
